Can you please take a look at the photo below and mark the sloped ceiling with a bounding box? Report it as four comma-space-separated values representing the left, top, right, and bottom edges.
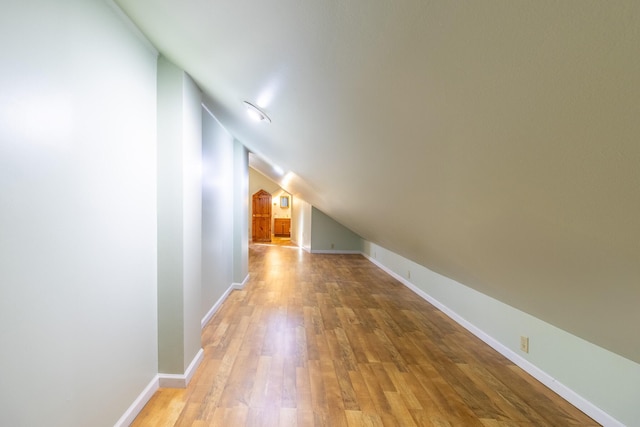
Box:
116, 0, 640, 363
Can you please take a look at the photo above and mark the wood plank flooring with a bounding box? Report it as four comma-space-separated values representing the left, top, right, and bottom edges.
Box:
132, 243, 599, 426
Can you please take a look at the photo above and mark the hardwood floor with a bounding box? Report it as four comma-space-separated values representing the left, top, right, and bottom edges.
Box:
132, 244, 599, 426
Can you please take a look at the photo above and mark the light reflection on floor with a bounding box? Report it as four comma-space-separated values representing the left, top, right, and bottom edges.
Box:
252, 236, 299, 249
252, 237, 305, 285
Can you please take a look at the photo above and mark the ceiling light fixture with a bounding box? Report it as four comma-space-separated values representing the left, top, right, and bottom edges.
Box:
243, 101, 271, 123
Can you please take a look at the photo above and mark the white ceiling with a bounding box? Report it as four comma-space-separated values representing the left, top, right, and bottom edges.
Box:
116, 0, 640, 363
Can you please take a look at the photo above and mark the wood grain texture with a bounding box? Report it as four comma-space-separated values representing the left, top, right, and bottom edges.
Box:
132, 243, 599, 426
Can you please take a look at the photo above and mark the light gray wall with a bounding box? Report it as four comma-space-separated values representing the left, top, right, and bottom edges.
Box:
181, 68, 204, 371
201, 107, 235, 316
233, 140, 249, 283
157, 56, 185, 374
0, 0, 158, 425
310, 207, 363, 252
156, 56, 202, 374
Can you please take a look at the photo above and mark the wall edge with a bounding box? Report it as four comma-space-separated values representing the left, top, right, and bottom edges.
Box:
113, 374, 160, 427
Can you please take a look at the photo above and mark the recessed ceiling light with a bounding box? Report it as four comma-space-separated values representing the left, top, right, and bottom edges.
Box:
243, 101, 271, 123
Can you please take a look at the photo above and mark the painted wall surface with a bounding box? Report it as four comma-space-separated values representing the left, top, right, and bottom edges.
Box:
201, 107, 235, 318
291, 199, 312, 251
233, 140, 249, 283
156, 56, 202, 374
310, 207, 363, 252
362, 241, 640, 427
272, 189, 292, 219
249, 167, 280, 195
0, 1, 158, 426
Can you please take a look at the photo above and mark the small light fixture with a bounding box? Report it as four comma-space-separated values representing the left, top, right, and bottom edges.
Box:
243, 101, 271, 123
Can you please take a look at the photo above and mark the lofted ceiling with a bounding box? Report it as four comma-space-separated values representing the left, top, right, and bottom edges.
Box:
116, 0, 640, 363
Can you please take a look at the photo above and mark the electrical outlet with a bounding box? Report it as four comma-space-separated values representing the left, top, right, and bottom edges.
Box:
408, 270, 411, 279
520, 336, 529, 353
331, 243, 335, 249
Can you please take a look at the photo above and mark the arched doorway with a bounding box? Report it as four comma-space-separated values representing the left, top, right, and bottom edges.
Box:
252, 189, 272, 242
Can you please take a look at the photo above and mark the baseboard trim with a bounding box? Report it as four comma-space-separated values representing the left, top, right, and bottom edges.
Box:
234, 273, 250, 289
158, 348, 204, 389
362, 253, 624, 427
310, 249, 361, 254
113, 374, 159, 427
201, 275, 249, 329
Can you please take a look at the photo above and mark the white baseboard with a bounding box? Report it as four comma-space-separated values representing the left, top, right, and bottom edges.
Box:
362, 253, 623, 427
234, 273, 250, 289
158, 348, 204, 388
113, 374, 159, 427
201, 274, 249, 329
310, 249, 361, 254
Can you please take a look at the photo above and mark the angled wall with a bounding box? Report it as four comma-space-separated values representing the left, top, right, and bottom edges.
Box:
248, 167, 281, 239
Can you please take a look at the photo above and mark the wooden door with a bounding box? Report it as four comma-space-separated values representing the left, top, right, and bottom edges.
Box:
252, 189, 272, 242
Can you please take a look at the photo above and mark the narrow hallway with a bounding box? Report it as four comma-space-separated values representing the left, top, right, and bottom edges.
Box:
133, 245, 598, 426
